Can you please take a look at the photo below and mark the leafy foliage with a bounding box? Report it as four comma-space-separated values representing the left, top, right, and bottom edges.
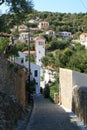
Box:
43, 84, 50, 98
0, 38, 9, 52
50, 81, 59, 102
6, 0, 33, 14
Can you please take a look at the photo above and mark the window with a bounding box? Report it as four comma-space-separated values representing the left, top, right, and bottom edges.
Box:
34, 70, 38, 77
21, 59, 24, 63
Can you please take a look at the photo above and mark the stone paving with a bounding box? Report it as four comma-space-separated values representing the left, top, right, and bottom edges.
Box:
26, 94, 85, 130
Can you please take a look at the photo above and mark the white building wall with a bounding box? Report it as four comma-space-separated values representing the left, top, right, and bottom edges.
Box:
80, 41, 87, 48
35, 38, 45, 66
38, 22, 49, 29
12, 51, 41, 94
46, 31, 56, 37
30, 63, 40, 94
19, 33, 28, 40
44, 69, 55, 84
61, 32, 72, 38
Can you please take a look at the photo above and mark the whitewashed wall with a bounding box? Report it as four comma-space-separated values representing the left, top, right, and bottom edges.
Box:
59, 68, 87, 111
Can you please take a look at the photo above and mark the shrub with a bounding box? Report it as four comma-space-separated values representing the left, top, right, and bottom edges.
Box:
43, 84, 50, 98
50, 81, 59, 102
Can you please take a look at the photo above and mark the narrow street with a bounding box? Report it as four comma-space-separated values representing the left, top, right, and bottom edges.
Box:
26, 94, 86, 130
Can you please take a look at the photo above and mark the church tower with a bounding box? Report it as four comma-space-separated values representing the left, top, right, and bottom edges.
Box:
35, 37, 45, 66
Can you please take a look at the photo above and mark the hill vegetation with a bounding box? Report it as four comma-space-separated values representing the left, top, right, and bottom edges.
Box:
0, 10, 87, 74
1, 10, 87, 35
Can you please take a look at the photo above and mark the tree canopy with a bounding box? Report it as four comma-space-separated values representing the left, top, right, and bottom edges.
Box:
0, 0, 33, 14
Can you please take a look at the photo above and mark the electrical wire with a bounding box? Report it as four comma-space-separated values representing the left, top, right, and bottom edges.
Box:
80, 0, 87, 11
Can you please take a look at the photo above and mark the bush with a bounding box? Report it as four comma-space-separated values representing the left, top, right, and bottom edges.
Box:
43, 84, 50, 98
50, 81, 59, 102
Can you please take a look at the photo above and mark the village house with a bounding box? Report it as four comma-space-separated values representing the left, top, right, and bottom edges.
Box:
18, 24, 28, 32
23, 50, 36, 58
80, 33, 87, 48
45, 30, 56, 37
38, 21, 49, 29
29, 27, 43, 33
80, 33, 87, 41
61, 31, 72, 38
29, 19, 37, 24
19, 32, 34, 42
10, 24, 28, 33
40, 66, 56, 89
10, 51, 40, 94
19, 32, 29, 41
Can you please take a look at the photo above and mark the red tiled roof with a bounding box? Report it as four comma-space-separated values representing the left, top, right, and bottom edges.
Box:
0, 32, 11, 37
23, 50, 36, 55
46, 30, 54, 32
80, 33, 87, 36
30, 27, 40, 31
34, 37, 45, 41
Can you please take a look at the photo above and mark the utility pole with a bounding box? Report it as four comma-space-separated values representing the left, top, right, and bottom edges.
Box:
26, 30, 31, 104
28, 31, 31, 92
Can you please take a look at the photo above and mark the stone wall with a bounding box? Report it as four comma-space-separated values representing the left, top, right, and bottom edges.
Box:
0, 92, 25, 130
0, 54, 28, 129
0, 54, 28, 107
15, 67, 27, 107
72, 86, 87, 126
0, 55, 16, 95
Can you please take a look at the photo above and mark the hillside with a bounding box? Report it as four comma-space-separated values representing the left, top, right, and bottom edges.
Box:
1, 10, 87, 37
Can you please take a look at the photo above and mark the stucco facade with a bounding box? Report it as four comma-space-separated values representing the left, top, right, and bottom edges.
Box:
35, 37, 45, 66
59, 68, 87, 111
11, 51, 41, 94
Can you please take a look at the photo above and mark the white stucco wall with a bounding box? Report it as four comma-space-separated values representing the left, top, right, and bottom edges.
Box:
11, 51, 41, 94
35, 38, 45, 66
59, 68, 87, 111
59, 68, 73, 110
81, 41, 87, 48
44, 69, 55, 84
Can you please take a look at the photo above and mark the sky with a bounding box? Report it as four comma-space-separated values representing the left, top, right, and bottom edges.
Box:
33, 0, 87, 13
0, 0, 87, 14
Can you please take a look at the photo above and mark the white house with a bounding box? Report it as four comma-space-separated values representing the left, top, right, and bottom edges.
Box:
35, 37, 45, 66
23, 50, 36, 57
18, 24, 28, 32
19, 32, 29, 40
40, 67, 56, 89
61, 31, 72, 38
10, 51, 41, 94
38, 21, 49, 29
44, 68, 56, 84
80, 33, 87, 48
29, 19, 36, 24
19, 32, 34, 42
45, 30, 56, 37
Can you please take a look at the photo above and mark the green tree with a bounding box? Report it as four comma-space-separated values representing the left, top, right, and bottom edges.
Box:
59, 47, 73, 67
5, 0, 33, 14
41, 56, 49, 67
0, 38, 9, 52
